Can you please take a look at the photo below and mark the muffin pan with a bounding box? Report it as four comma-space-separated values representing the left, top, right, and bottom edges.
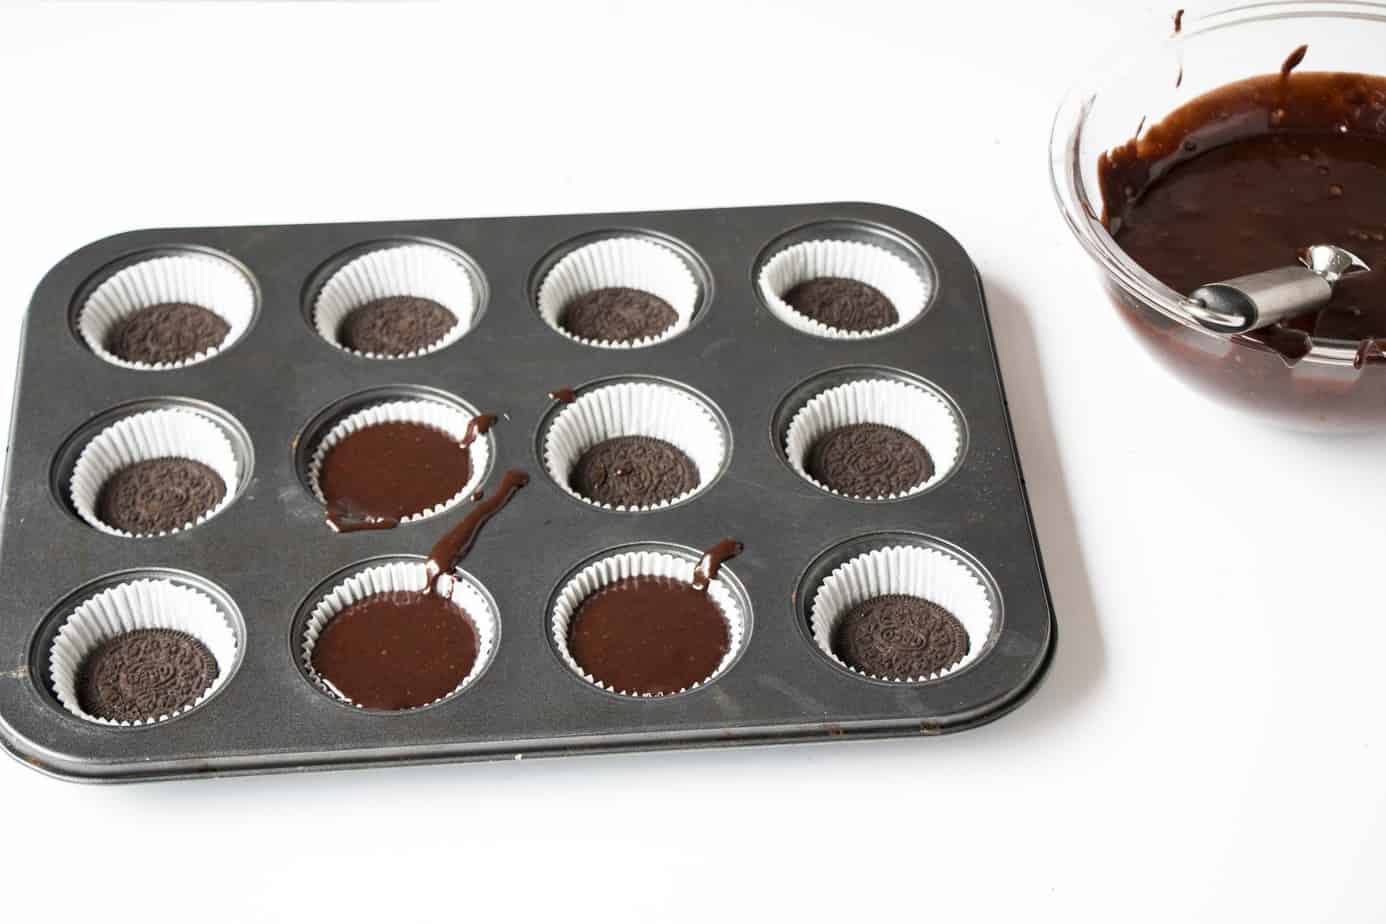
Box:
0, 203, 1055, 781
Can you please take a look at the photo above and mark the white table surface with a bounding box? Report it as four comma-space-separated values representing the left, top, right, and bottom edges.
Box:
2, 1, 1384, 920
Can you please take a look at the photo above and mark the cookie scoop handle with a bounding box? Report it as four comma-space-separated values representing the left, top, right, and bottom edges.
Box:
1188, 244, 1369, 334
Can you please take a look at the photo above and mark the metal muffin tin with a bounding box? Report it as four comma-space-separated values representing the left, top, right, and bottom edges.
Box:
0, 202, 1055, 781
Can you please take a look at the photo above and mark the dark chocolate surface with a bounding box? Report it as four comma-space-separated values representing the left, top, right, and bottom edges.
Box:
568, 575, 730, 695
340, 296, 457, 356
1100, 69, 1386, 344
311, 592, 478, 710
807, 423, 933, 498
107, 302, 229, 365
784, 277, 898, 332
78, 629, 218, 723
561, 287, 676, 342
570, 436, 699, 507
96, 457, 227, 535
833, 594, 969, 679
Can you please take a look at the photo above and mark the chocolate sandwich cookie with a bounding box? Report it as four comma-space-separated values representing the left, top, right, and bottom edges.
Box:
806, 423, 933, 498
340, 295, 457, 356
784, 277, 898, 332
107, 302, 230, 365
570, 436, 698, 507
78, 628, 219, 723
561, 287, 677, 342
310, 591, 479, 710
833, 594, 969, 679
567, 576, 729, 695
96, 457, 227, 535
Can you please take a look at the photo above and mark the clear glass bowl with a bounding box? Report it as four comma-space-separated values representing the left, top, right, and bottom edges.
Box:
1050, 1, 1386, 431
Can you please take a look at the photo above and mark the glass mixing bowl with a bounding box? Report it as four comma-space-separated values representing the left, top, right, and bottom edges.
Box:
1050, 1, 1386, 431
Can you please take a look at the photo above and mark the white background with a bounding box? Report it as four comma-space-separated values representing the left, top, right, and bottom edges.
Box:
2, 1, 1384, 921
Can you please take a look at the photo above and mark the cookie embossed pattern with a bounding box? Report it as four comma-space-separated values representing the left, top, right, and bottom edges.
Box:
0, 203, 1053, 780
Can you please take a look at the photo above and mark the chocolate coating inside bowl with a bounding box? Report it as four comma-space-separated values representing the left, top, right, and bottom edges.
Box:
784, 277, 898, 332
806, 423, 933, 498
340, 296, 457, 356
570, 436, 699, 507
1100, 69, 1386, 346
567, 576, 729, 695
319, 421, 474, 529
97, 457, 227, 535
832, 594, 968, 679
311, 591, 478, 710
561, 287, 676, 342
107, 302, 229, 365
78, 628, 218, 722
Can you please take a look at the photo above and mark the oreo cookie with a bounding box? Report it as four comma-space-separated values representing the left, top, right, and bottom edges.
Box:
783, 277, 898, 332
77, 628, 219, 723
806, 423, 933, 498
832, 594, 969, 679
107, 302, 230, 365
561, 287, 677, 343
96, 457, 227, 535
340, 296, 457, 356
569, 436, 699, 508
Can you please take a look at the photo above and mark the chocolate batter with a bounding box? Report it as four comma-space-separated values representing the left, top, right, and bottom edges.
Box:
1100, 65, 1386, 349
320, 413, 495, 532
567, 538, 742, 695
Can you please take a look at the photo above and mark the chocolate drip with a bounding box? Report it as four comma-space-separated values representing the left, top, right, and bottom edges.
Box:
692, 538, 743, 591
1173, 9, 1183, 34
547, 387, 577, 404
425, 469, 529, 589
461, 413, 497, 450
1281, 44, 1308, 80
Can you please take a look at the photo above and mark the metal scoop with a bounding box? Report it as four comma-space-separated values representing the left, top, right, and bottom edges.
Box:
1187, 244, 1370, 334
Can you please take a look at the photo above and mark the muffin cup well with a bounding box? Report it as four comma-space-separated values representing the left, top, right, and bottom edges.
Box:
306, 399, 492, 524
542, 380, 727, 511
551, 548, 746, 697
48, 578, 240, 726
69, 407, 242, 538
785, 377, 961, 499
536, 237, 699, 348
312, 243, 477, 359
758, 239, 930, 339
809, 544, 994, 683
77, 250, 255, 370
300, 560, 498, 710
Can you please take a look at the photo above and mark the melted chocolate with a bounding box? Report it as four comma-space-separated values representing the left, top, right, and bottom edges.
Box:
1173, 9, 1183, 34
692, 538, 743, 591
311, 590, 478, 710
321, 413, 495, 532
1100, 69, 1386, 347
425, 469, 529, 583
547, 387, 578, 404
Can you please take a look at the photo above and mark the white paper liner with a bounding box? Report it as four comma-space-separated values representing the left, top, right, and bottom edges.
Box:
758, 239, 931, 339
551, 549, 746, 697
49, 578, 240, 726
70, 407, 242, 538
536, 237, 699, 349
785, 378, 960, 499
313, 243, 477, 359
78, 252, 255, 370
543, 381, 726, 511
810, 544, 994, 683
301, 560, 498, 709
307, 399, 491, 524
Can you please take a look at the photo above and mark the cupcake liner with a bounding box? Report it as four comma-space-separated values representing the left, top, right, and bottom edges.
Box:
49, 578, 240, 726
307, 399, 492, 524
301, 560, 498, 709
536, 237, 699, 348
785, 378, 960, 499
551, 549, 746, 697
758, 239, 931, 339
78, 252, 255, 370
810, 544, 994, 683
70, 407, 242, 538
313, 243, 477, 359
543, 381, 726, 511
